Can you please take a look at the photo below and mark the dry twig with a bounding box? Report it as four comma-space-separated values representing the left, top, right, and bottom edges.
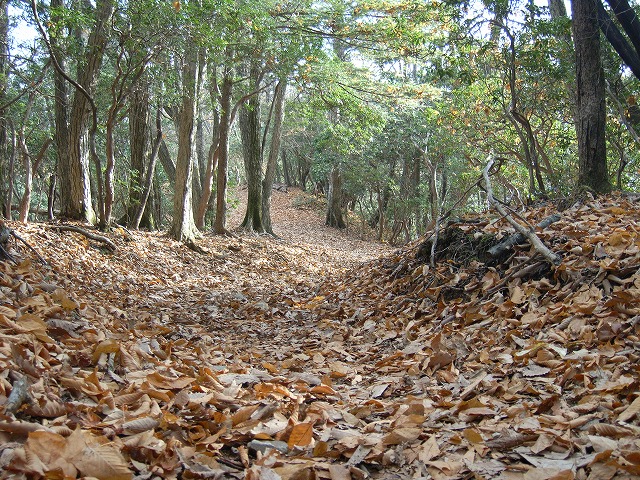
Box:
483, 157, 561, 265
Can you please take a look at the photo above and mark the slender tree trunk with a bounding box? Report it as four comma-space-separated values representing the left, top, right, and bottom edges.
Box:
282, 150, 292, 186
48, 174, 56, 220
5, 121, 14, 218
191, 49, 207, 216
571, 0, 611, 193
103, 114, 116, 227
239, 62, 264, 232
158, 139, 177, 185
50, 0, 70, 222
17, 93, 36, 223
0, 0, 8, 218
549, 0, 567, 18
193, 117, 205, 209
195, 70, 221, 230
261, 80, 286, 235
214, 72, 233, 234
125, 83, 153, 228
171, 44, 199, 242
65, 0, 114, 223
325, 166, 346, 228
132, 107, 162, 229
195, 142, 218, 230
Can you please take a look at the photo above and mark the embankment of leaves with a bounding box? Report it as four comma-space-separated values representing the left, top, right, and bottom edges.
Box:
306, 193, 640, 479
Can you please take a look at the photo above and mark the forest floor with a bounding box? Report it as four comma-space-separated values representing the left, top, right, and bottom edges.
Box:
0, 188, 639, 479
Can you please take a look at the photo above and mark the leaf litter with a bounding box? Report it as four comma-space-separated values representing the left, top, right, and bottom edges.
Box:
0, 188, 639, 479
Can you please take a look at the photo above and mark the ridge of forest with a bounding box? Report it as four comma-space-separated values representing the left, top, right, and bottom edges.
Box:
0, 189, 639, 479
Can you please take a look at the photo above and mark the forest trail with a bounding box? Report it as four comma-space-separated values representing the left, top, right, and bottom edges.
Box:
2, 192, 640, 479
227, 185, 393, 267
13, 186, 392, 365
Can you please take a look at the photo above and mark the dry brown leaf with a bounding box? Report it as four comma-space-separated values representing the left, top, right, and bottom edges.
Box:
92, 338, 121, 364
121, 416, 160, 435
383, 427, 421, 445
65, 429, 133, 480
618, 395, 640, 422
288, 422, 314, 449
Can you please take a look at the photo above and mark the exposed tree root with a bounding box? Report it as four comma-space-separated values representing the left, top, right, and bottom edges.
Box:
52, 225, 117, 251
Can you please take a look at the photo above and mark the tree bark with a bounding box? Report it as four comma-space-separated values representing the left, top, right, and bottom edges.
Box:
49, 0, 70, 223
239, 66, 264, 232
17, 92, 36, 223
5, 121, 14, 218
549, 0, 567, 18
125, 82, 154, 229
261, 80, 287, 235
571, 0, 611, 193
0, 0, 8, 219
158, 139, 177, 185
195, 67, 221, 230
325, 166, 346, 229
596, 1, 640, 79
170, 43, 199, 243
64, 0, 114, 223
132, 107, 162, 230
213, 71, 233, 234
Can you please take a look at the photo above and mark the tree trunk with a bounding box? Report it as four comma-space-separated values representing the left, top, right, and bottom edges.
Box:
195, 142, 218, 230
195, 68, 221, 230
571, 0, 611, 193
326, 166, 346, 228
49, 0, 70, 222
17, 92, 36, 223
170, 44, 199, 243
125, 83, 154, 228
239, 63, 264, 232
132, 106, 162, 230
549, 0, 567, 18
0, 0, 8, 219
103, 113, 116, 228
282, 149, 292, 186
64, 0, 114, 223
48, 174, 56, 220
213, 72, 233, 234
158, 139, 177, 185
5, 121, 14, 219
261, 80, 287, 235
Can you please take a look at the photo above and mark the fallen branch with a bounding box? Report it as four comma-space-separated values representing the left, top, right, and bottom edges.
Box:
4, 376, 30, 415
483, 157, 561, 265
488, 214, 561, 259
53, 225, 117, 251
11, 230, 48, 265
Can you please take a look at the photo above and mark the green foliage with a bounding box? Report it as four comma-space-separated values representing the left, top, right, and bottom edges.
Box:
4, 0, 640, 237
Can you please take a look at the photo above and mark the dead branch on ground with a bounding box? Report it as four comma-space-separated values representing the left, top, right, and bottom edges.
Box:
483, 156, 561, 265
53, 225, 117, 251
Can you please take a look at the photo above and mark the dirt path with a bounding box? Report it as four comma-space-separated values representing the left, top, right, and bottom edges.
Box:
227, 186, 392, 267
17, 187, 393, 348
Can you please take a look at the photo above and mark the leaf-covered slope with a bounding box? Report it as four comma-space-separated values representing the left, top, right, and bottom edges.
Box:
0, 192, 639, 479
